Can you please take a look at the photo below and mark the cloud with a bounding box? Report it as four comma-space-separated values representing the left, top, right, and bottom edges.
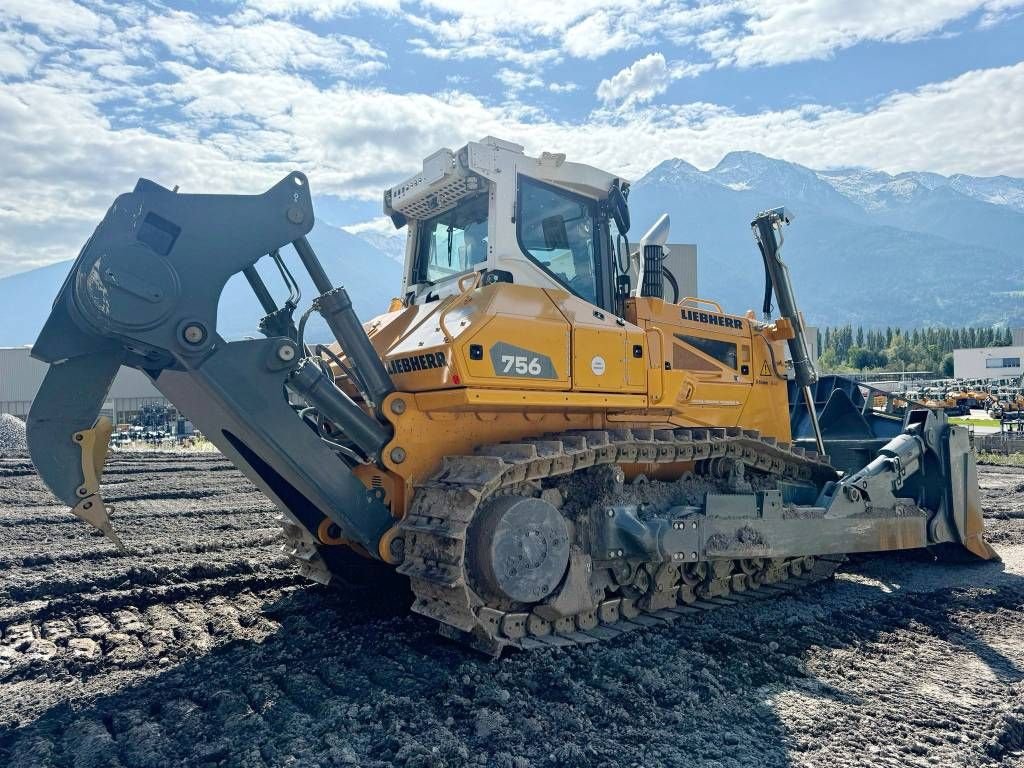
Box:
2, 0, 1024, 279
407, 36, 560, 69
5, 56, 1024, 271
342, 217, 399, 236
4, 0, 108, 38
495, 68, 544, 93
0, 32, 41, 77
702, 0, 1024, 68
390, 1, 1024, 73
596, 52, 709, 106
243, 0, 400, 20
562, 10, 645, 59
404, 1, 638, 68
977, 0, 1024, 26
597, 52, 671, 105
141, 11, 387, 76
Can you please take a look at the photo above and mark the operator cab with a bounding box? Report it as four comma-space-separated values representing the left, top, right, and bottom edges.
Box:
384, 137, 631, 314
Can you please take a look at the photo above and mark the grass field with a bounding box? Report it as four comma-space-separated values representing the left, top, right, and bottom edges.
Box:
951, 417, 1000, 427
977, 451, 1024, 467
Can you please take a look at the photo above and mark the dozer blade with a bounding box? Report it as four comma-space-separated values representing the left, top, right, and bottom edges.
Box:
931, 424, 999, 562
27, 348, 124, 548
790, 379, 998, 563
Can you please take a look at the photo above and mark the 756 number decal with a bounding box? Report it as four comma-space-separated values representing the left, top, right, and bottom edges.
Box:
489, 342, 557, 379
501, 355, 543, 376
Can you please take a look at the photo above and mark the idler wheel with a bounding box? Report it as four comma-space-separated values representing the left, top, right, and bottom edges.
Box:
469, 495, 570, 604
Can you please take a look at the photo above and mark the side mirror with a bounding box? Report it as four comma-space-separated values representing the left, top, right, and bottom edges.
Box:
608, 181, 630, 236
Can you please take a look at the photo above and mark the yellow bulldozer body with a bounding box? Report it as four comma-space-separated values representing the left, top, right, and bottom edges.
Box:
336, 281, 796, 557
23, 136, 998, 653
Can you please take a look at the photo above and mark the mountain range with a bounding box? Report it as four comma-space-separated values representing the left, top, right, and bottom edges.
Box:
0, 223, 402, 347
625, 153, 1023, 329
0, 153, 1020, 347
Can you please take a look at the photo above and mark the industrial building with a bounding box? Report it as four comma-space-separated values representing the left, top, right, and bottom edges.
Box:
0, 346, 169, 424
662, 243, 698, 301
953, 345, 1024, 380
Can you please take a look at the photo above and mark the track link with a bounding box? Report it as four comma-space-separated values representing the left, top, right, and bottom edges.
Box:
396, 426, 843, 654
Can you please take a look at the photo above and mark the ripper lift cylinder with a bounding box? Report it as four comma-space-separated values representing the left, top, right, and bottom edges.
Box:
291, 236, 395, 410
288, 359, 392, 461
316, 287, 395, 409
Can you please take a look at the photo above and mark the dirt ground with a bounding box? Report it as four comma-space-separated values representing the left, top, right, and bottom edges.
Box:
2, 453, 1024, 768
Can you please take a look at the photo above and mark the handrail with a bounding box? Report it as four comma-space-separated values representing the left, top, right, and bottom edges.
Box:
438, 271, 482, 342
646, 325, 667, 366
678, 296, 724, 314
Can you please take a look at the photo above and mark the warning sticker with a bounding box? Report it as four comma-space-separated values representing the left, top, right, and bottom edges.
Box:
760, 361, 772, 377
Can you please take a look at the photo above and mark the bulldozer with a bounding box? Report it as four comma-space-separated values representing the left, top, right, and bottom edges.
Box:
27, 137, 997, 654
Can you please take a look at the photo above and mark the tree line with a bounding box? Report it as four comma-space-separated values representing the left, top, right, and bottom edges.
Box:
815, 325, 1015, 376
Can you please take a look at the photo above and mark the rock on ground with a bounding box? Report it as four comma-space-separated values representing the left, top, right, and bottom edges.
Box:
0, 414, 27, 456
1, 455, 1023, 767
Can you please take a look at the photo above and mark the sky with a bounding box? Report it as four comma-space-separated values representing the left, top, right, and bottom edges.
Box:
1, 0, 1023, 276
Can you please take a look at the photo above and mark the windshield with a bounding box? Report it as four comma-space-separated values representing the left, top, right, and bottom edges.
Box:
414, 193, 489, 285
517, 176, 598, 305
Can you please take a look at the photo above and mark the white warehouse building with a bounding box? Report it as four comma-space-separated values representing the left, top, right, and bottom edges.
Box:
0, 346, 168, 423
953, 346, 1024, 380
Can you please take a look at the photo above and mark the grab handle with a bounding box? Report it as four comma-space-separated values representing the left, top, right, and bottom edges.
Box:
678, 297, 724, 314
439, 271, 482, 342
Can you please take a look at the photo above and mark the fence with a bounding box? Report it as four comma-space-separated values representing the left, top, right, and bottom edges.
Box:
976, 432, 1024, 454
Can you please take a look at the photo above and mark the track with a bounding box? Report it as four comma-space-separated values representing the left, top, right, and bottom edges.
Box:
397, 427, 840, 652
2, 452, 1024, 767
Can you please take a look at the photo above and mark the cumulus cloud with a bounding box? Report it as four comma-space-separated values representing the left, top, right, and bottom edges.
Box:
342, 217, 400, 236
5, 54, 1024, 272
365, 0, 1024, 71
4, 0, 108, 38
244, 0, 400, 20
596, 53, 709, 106
597, 52, 671, 105
562, 10, 645, 59
495, 68, 544, 93
0, 33, 41, 77
701, 0, 1024, 67
141, 11, 386, 76
1, 0, 1024, 278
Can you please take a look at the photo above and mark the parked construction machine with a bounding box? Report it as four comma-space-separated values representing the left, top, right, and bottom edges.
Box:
28, 137, 996, 653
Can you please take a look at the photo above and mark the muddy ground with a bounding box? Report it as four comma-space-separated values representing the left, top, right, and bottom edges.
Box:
1, 453, 1024, 768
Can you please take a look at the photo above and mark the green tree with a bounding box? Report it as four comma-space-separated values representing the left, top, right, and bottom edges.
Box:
818, 348, 840, 372
940, 353, 954, 377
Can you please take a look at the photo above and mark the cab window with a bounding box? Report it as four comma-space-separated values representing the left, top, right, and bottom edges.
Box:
517, 176, 599, 305
414, 193, 489, 285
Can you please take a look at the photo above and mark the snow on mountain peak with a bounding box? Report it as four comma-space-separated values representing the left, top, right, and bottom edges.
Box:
817, 166, 1024, 213
949, 174, 1024, 212
343, 217, 407, 263
645, 158, 701, 185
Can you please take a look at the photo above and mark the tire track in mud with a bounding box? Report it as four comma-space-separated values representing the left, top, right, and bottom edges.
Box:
0, 451, 299, 687
1, 456, 1024, 767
